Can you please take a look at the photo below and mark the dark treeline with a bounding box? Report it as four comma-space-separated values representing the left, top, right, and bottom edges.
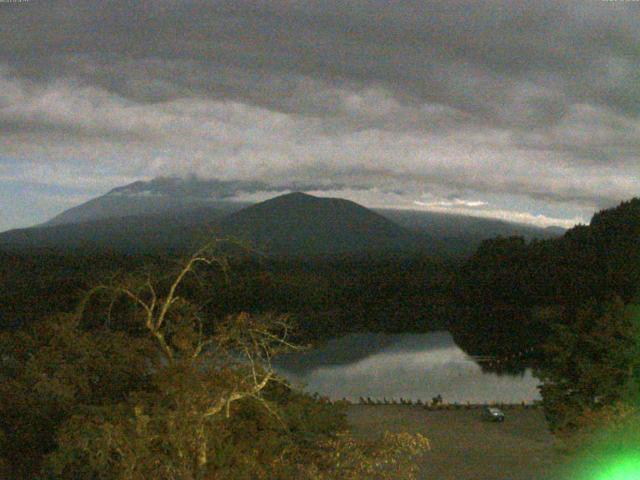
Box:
0, 249, 457, 342
208, 254, 456, 340
450, 197, 640, 372
0, 250, 159, 330
1, 198, 639, 365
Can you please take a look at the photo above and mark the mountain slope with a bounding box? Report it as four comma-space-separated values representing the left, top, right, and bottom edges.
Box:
216, 192, 420, 256
43, 195, 231, 227
0, 193, 421, 257
0, 206, 231, 254
2, 174, 567, 258
379, 209, 564, 241
43, 178, 254, 227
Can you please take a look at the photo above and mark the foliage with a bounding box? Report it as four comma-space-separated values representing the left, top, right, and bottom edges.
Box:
0, 249, 456, 341
3, 195, 637, 474
570, 401, 640, 445
452, 198, 640, 365
0, 246, 430, 479
535, 299, 640, 434
0, 313, 152, 478
547, 401, 640, 480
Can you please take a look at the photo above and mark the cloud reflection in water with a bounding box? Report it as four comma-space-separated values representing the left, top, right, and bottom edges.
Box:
275, 332, 541, 403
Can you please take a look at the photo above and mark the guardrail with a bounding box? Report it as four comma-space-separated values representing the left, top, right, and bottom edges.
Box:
329, 397, 543, 409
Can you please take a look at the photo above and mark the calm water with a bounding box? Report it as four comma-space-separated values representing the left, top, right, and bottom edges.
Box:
274, 331, 541, 403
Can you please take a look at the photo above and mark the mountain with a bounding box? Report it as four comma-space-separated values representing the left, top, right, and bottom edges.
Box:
215, 192, 420, 256
1, 176, 566, 258
38, 177, 566, 240
44, 194, 232, 228
0, 192, 421, 257
0, 207, 228, 254
379, 209, 564, 241
43, 178, 255, 227
378, 209, 565, 257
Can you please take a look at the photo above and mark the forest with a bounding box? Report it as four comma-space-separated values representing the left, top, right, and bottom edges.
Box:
3, 199, 639, 357
0, 197, 639, 478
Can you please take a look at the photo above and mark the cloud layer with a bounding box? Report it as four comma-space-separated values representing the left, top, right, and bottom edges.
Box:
1, 0, 639, 229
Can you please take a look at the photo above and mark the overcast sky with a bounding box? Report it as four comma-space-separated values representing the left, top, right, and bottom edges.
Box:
1, 0, 639, 231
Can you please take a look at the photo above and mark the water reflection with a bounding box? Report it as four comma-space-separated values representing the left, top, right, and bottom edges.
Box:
274, 331, 541, 403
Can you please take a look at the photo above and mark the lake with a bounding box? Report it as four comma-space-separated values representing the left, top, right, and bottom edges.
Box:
274, 331, 541, 403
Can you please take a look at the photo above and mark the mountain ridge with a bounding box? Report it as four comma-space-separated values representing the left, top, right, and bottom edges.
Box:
215, 192, 420, 256
1, 179, 567, 258
0, 192, 421, 257
37, 178, 568, 235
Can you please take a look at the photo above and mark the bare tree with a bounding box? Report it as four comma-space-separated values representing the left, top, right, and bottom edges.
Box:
47, 243, 430, 480
71, 242, 301, 479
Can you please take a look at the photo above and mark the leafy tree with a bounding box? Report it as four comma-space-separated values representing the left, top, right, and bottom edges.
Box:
456, 236, 531, 306
1, 244, 430, 479
536, 298, 640, 434
0, 313, 152, 478
40, 245, 304, 479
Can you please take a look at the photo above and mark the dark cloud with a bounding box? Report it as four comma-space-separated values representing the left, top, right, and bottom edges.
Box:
111, 175, 377, 199
1, 0, 639, 229
4, 1, 640, 117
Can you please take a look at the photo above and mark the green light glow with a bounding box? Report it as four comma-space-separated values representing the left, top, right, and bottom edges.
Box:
595, 457, 640, 480
582, 455, 640, 480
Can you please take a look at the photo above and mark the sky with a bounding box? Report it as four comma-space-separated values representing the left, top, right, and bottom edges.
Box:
1, 0, 639, 232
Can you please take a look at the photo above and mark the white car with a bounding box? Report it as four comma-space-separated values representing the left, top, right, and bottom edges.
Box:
483, 406, 505, 422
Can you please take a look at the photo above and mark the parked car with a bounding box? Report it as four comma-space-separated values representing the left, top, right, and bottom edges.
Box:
483, 406, 505, 422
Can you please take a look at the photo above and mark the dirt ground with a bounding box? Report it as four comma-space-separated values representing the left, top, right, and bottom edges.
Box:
347, 405, 570, 480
